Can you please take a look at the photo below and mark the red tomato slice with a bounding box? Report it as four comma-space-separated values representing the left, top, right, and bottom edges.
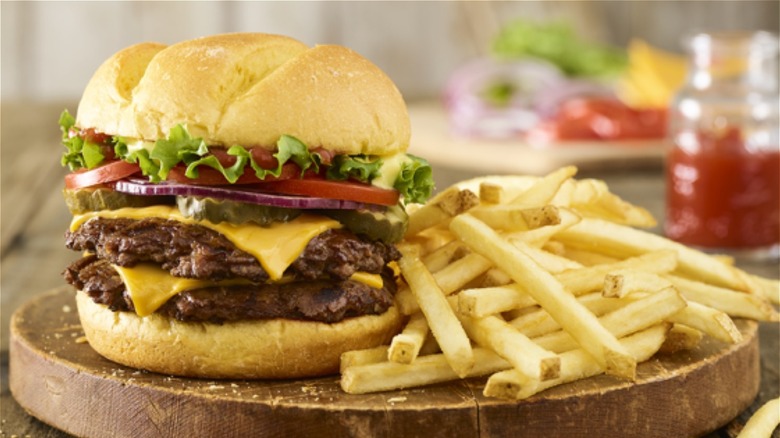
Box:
64, 160, 140, 189
257, 179, 399, 206
74, 128, 113, 145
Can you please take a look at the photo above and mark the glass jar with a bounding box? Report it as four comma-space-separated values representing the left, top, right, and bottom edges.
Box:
665, 31, 780, 259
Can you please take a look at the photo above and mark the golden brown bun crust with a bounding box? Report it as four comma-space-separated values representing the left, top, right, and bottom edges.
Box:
75, 291, 402, 379
76, 33, 410, 156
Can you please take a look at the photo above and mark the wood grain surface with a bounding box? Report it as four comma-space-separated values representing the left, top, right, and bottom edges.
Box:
10, 287, 762, 438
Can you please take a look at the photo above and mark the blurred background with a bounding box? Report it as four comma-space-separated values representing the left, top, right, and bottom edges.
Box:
3, 1, 779, 102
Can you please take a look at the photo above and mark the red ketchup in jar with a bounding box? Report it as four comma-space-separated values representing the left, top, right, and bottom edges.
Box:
665, 126, 780, 249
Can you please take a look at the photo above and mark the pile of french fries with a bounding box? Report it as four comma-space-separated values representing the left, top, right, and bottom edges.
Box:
340, 166, 780, 400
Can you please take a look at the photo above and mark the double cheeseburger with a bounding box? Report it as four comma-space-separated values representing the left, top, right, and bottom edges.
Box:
60, 33, 433, 379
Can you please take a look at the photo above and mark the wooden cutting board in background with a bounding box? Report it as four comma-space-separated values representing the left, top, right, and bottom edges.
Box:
408, 101, 665, 175
10, 287, 759, 438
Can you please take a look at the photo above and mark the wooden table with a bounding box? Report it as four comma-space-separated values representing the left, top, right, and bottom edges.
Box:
1, 101, 778, 437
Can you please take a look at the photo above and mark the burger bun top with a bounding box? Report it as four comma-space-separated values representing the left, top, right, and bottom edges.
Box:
76, 33, 410, 156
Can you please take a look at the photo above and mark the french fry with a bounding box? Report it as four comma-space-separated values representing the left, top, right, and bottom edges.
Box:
503, 304, 541, 321
396, 252, 494, 315
516, 244, 584, 274
542, 240, 566, 256
561, 246, 619, 266
435, 253, 494, 294
479, 182, 503, 204
555, 250, 678, 296
486, 323, 670, 400
510, 292, 650, 338
576, 291, 743, 344
453, 175, 537, 203
405, 188, 479, 237
419, 332, 441, 356
603, 270, 673, 298
340, 346, 389, 373
667, 301, 743, 343
508, 165, 577, 208
404, 227, 457, 256
479, 268, 513, 287
458, 284, 536, 318
736, 397, 780, 438
395, 286, 420, 316
397, 246, 474, 377
747, 274, 780, 305
571, 179, 657, 228
340, 348, 509, 395
483, 368, 535, 400
421, 240, 465, 273
712, 254, 736, 266
519, 323, 669, 399
505, 207, 582, 247
555, 217, 749, 292
514, 205, 562, 230
665, 274, 779, 321
508, 306, 565, 338
658, 324, 703, 354
388, 312, 429, 364
532, 287, 686, 353
469, 205, 561, 231
458, 314, 561, 381
450, 214, 637, 380
577, 292, 653, 316
550, 178, 576, 206
569, 177, 603, 204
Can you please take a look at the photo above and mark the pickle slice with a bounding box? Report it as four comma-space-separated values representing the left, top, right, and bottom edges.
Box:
322, 205, 408, 243
63, 188, 171, 214
176, 196, 302, 226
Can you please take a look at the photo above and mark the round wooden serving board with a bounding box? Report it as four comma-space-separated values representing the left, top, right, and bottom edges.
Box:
10, 287, 760, 438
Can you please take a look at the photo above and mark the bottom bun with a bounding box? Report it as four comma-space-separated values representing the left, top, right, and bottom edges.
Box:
75, 291, 403, 379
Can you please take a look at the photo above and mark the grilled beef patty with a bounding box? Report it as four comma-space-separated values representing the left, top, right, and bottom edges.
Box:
63, 255, 397, 323
65, 217, 400, 283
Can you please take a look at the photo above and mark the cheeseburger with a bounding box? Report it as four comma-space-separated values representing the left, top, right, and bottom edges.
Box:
60, 33, 433, 379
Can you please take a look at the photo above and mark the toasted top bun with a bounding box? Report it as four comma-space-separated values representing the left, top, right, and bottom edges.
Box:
76, 33, 410, 156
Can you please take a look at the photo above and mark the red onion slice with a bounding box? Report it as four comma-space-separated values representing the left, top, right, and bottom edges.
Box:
444, 57, 564, 138
112, 179, 366, 210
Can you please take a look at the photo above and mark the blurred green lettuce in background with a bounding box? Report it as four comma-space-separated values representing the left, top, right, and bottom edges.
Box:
492, 20, 627, 78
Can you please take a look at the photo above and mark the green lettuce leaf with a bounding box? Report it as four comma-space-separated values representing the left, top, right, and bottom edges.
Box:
59, 109, 76, 137
114, 137, 159, 180
151, 124, 209, 180
394, 154, 433, 204
326, 155, 383, 182
184, 147, 248, 183
492, 20, 626, 77
183, 134, 322, 183
275, 135, 322, 175
59, 109, 105, 170
81, 142, 105, 169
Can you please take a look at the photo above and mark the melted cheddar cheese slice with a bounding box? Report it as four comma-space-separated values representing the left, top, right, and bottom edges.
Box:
112, 263, 251, 316
113, 263, 383, 316
71, 206, 341, 281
